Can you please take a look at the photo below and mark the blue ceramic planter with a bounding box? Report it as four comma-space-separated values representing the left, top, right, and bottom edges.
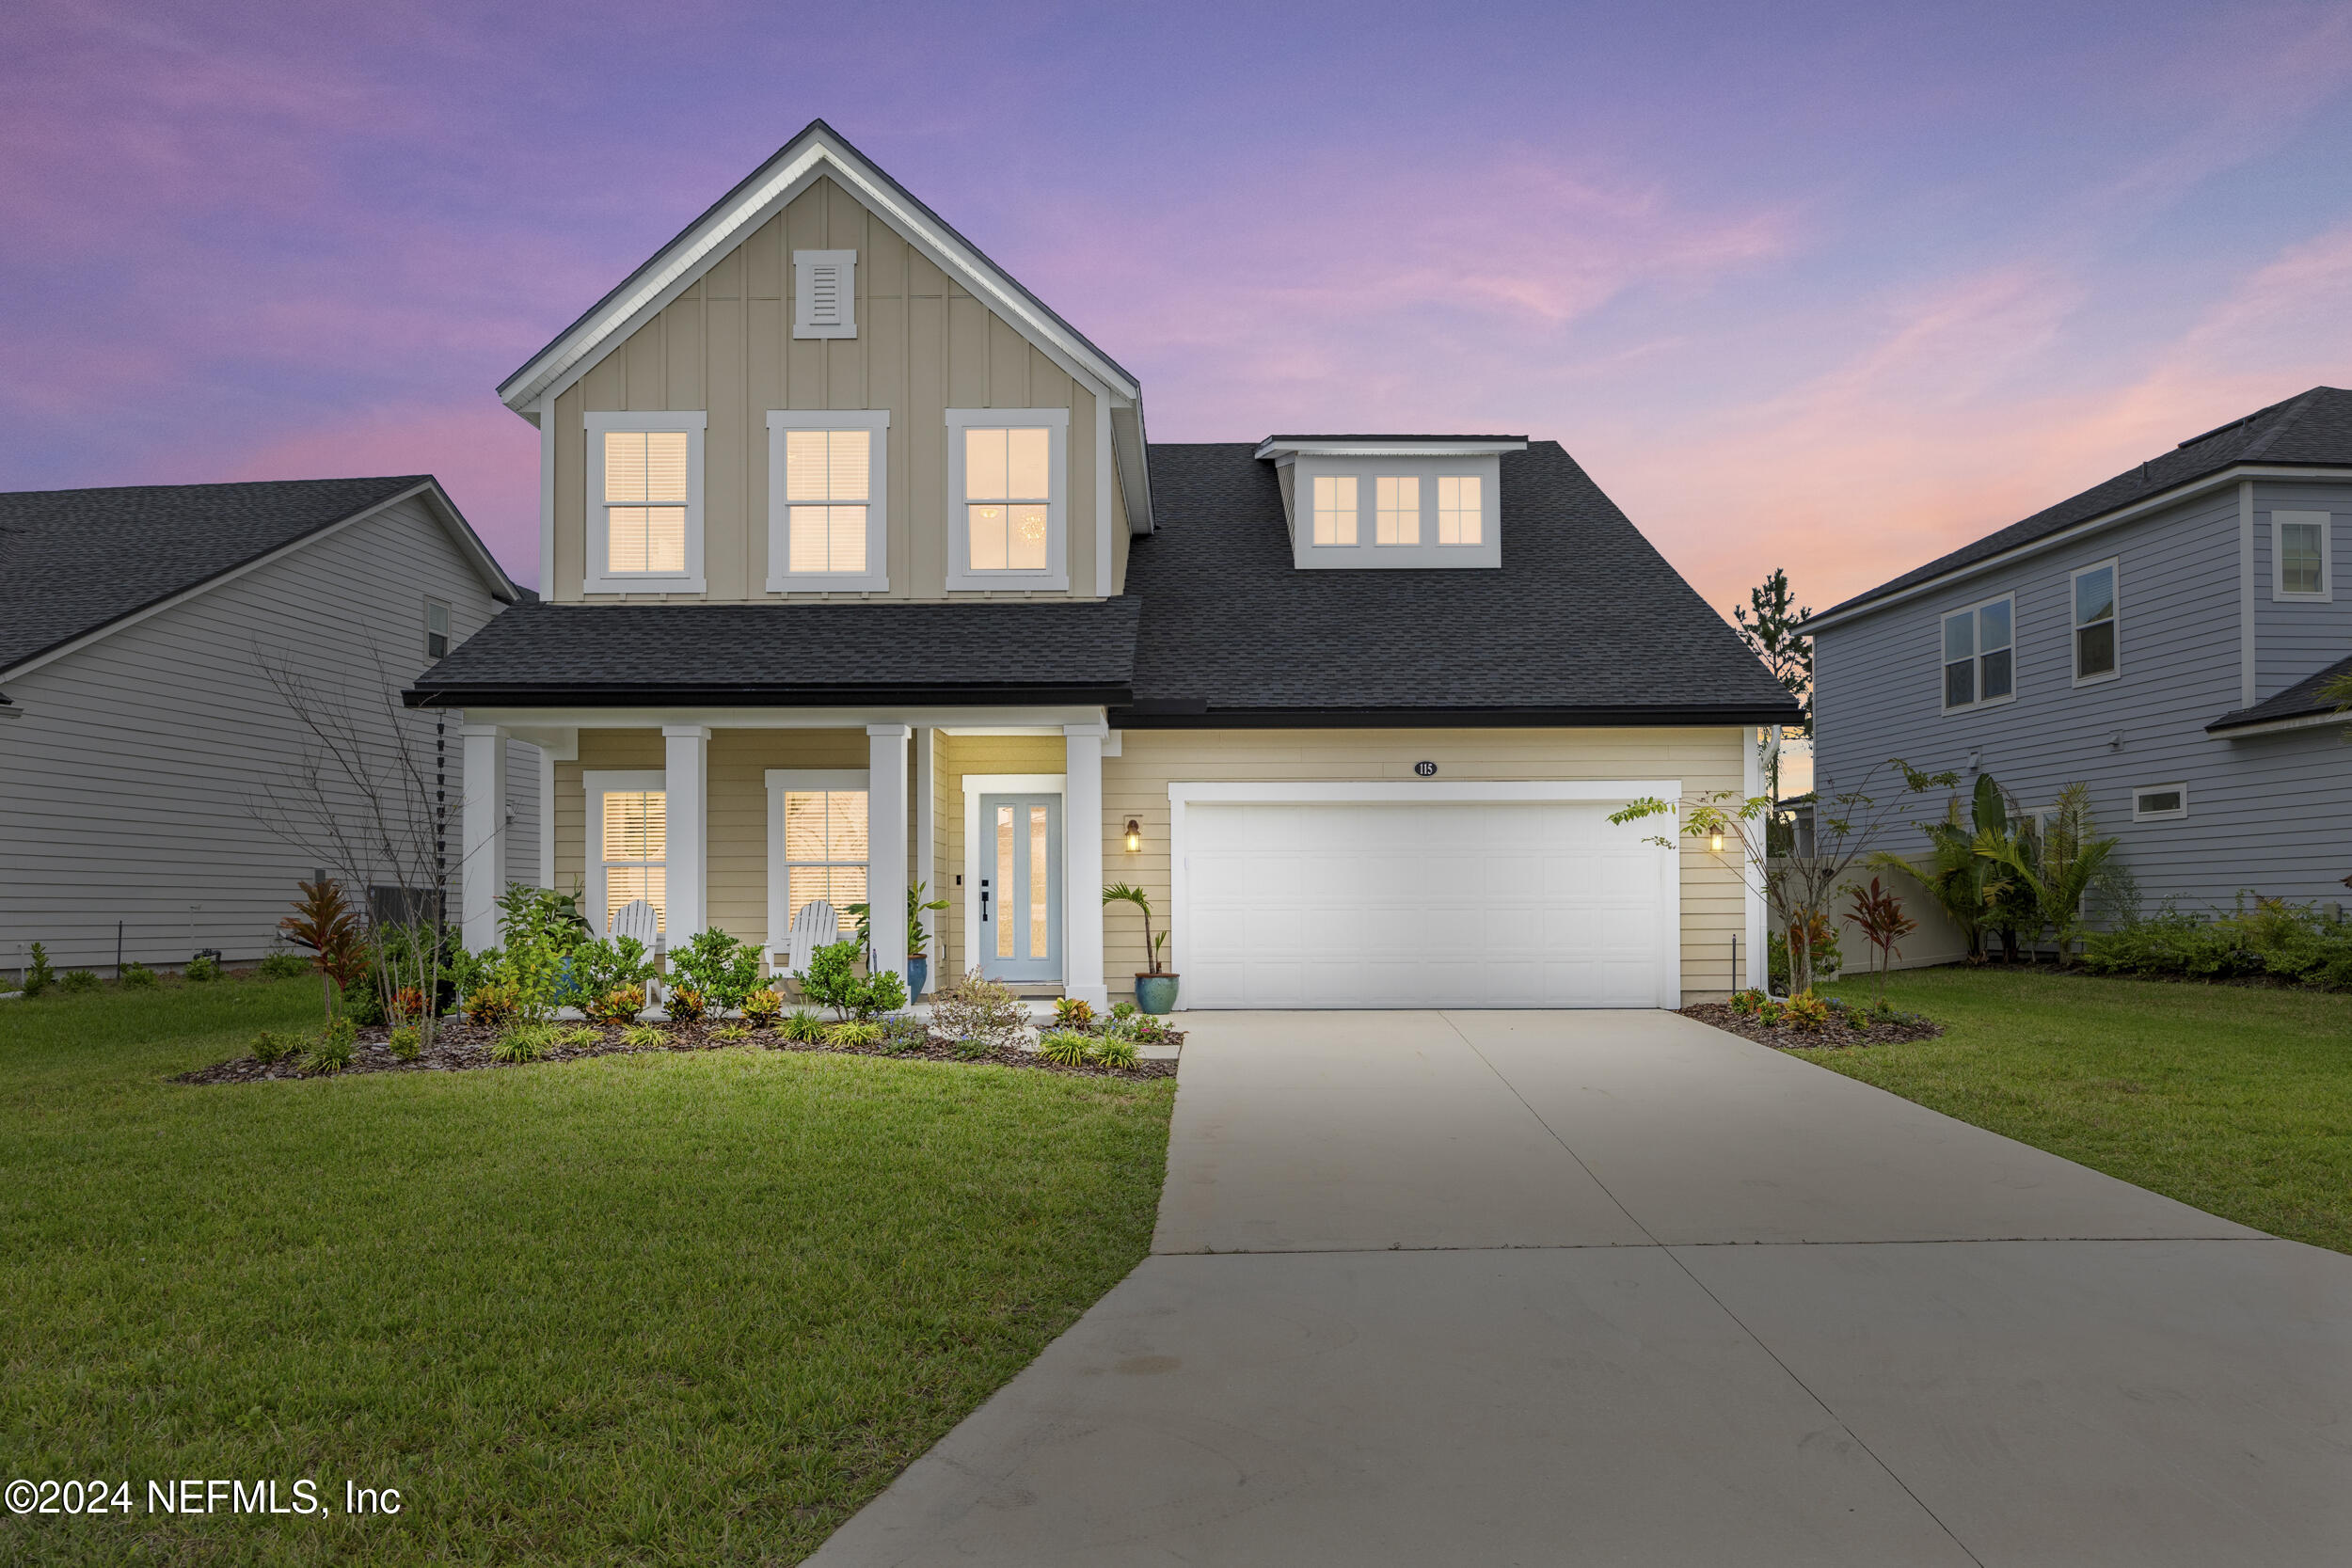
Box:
1134, 973, 1180, 1015
906, 956, 928, 1001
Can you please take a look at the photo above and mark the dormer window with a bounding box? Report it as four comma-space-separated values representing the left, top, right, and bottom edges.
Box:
1257, 436, 1521, 571
946, 408, 1070, 591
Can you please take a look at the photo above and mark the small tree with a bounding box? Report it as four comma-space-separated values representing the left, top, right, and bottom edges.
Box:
1842, 878, 1917, 1005
279, 879, 368, 1024
1733, 568, 1813, 796
1103, 882, 1169, 974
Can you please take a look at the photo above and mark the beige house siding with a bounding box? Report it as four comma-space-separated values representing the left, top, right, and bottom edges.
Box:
550, 176, 1103, 607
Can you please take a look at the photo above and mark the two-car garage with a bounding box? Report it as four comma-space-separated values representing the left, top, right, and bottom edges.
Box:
1171, 783, 1681, 1010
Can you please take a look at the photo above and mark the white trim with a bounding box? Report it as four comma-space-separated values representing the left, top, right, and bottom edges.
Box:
1804, 464, 2352, 636
792, 248, 856, 340
2271, 510, 2332, 602
1253, 437, 1528, 459
913, 729, 936, 966
2240, 482, 2258, 709
960, 773, 1068, 977
763, 768, 872, 960
2069, 557, 2121, 687
583, 410, 707, 595
2212, 709, 2348, 738
945, 407, 1073, 592
460, 724, 511, 953
1165, 779, 1684, 1010
582, 768, 667, 941
536, 747, 556, 889
459, 703, 1106, 732
2131, 783, 2189, 822
765, 409, 891, 593
536, 391, 556, 594
661, 724, 710, 938
1094, 393, 1115, 597
1063, 724, 1107, 1008
497, 124, 1140, 413
1938, 593, 2018, 713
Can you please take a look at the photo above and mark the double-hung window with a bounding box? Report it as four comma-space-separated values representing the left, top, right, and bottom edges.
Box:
767, 410, 889, 592
424, 598, 451, 660
1311, 475, 1358, 545
1375, 477, 1421, 545
2274, 512, 2330, 600
1941, 595, 2014, 710
765, 770, 868, 942
2072, 561, 2119, 682
1437, 476, 1483, 545
585, 412, 706, 593
586, 771, 668, 934
946, 408, 1070, 590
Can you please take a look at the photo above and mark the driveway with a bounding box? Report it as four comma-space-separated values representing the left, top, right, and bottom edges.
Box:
810, 1010, 2352, 1566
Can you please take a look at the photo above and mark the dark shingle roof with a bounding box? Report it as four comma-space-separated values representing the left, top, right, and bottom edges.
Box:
405, 600, 1140, 706
1820, 386, 2352, 624
2206, 651, 2352, 733
1261, 434, 1528, 443
0, 476, 437, 674
1120, 442, 1800, 724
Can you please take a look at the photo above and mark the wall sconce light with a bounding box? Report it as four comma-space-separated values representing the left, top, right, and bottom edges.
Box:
1708, 830, 1725, 853
1123, 818, 1143, 853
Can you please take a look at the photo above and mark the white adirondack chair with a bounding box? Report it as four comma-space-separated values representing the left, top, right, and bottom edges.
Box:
772, 900, 838, 990
608, 898, 665, 1005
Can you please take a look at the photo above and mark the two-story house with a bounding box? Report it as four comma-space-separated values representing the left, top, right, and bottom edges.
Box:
410, 120, 1799, 1009
1809, 386, 2352, 956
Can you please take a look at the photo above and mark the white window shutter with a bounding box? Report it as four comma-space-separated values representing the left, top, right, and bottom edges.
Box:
794, 249, 857, 340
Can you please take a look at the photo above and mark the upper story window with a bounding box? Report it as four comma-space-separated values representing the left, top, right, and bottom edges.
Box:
946, 408, 1070, 591
584, 411, 706, 594
766, 410, 890, 593
1375, 478, 1421, 546
2072, 561, 2118, 682
1311, 476, 1358, 545
2274, 511, 2330, 600
424, 598, 451, 660
1438, 476, 1483, 545
1941, 594, 2013, 710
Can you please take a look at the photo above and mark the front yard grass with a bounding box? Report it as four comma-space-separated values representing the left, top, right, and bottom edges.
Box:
1806, 967, 2352, 1254
0, 978, 1174, 1565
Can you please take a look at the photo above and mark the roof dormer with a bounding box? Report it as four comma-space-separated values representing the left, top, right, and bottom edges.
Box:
1254, 436, 1525, 570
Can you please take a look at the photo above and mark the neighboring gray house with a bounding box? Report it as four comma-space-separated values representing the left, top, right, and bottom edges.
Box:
0, 477, 539, 974
1809, 386, 2352, 955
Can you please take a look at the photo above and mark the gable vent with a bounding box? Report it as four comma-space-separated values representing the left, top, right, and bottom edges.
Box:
794, 248, 857, 340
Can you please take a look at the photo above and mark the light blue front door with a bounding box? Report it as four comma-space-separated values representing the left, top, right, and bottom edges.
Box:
977, 793, 1061, 983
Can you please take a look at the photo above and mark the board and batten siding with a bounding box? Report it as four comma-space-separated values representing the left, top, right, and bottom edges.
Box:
550, 175, 1107, 606
0, 496, 537, 974
1812, 479, 2352, 919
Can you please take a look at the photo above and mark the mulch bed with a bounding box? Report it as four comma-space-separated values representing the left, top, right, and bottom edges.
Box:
174, 1019, 1181, 1086
1678, 1001, 1944, 1051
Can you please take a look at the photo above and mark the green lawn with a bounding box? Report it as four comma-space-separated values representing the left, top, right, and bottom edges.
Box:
1806, 966, 2352, 1253
0, 979, 1174, 1565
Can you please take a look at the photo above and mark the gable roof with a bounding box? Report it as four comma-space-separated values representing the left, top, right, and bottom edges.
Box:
1814, 386, 2352, 629
2205, 650, 2352, 734
496, 119, 1141, 414
0, 476, 516, 679
1120, 442, 1800, 725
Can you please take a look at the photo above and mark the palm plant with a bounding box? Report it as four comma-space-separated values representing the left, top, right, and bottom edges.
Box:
1977, 782, 2114, 966
1875, 772, 2005, 960
1103, 882, 1168, 974
278, 878, 368, 1023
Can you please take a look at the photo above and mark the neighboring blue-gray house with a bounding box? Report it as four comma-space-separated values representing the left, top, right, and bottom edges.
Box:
1808, 386, 2352, 954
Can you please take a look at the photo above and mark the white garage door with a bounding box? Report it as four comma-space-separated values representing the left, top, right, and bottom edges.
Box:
1181, 799, 1673, 1009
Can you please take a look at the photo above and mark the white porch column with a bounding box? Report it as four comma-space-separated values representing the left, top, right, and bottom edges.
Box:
912, 725, 936, 990
1063, 721, 1108, 1008
459, 723, 509, 952
662, 725, 710, 939
866, 724, 911, 989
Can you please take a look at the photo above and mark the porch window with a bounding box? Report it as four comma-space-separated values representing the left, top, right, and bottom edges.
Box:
599, 789, 667, 932
783, 788, 867, 934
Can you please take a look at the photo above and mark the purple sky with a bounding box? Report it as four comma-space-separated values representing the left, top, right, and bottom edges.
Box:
8, 0, 2352, 615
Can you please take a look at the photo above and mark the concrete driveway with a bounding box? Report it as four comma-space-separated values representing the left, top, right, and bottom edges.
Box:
810, 1010, 2352, 1566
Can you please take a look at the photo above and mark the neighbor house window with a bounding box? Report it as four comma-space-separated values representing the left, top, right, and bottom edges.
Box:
766, 410, 889, 592
945, 408, 1070, 590
424, 599, 451, 660
1941, 595, 2014, 709
2274, 512, 2329, 599
1375, 477, 1421, 546
1437, 476, 1483, 545
586, 773, 667, 933
777, 781, 866, 933
1311, 475, 1358, 545
2132, 784, 2187, 821
584, 412, 706, 593
2073, 561, 2118, 681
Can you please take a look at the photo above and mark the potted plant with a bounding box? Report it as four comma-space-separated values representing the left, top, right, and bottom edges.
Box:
848, 883, 949, 999
1104, 882, 1178, 1014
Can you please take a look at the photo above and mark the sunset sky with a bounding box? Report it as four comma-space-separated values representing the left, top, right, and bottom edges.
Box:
8, 0, 2352, 616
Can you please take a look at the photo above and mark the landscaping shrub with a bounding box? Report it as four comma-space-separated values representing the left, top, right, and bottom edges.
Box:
1756, 998, 1787, 1025
827, 1021, 886, 1048
387, 1025, 422, 1062
709, 1023, 753, 1043
795, 940, 907, 1020
306, 1018, 358, 1074
466, 985, 521, 1029
1783, 990, 1831, 1033
1730, 988, 1767, 1015
1090, 1037, 1141, 1069
949, 1037, 994, 1060
493, 1024, 557, 1063
1037, 1030, 1092, 1067
389, 985, 429, 1022
249, 1030, 296, 1064
740, 987, 784, 1027
664, 986, 707, 1023
667, 928, 763, 1013
1052, 997, 1095, 1029
58, 970, 99, 993
119, 963, 158, 990
1767, 926, 1841, 992
256, 950, 310, 980
19, 942, 54, 998
780, 1008, 827, 1044
184, 954, 223, 984
555, 1025, 601, 1049
1109, 1000, 1138, 1022
585, 986, 644, 1025
932, 969, 1027, 1053
340, 976, 388, 1026
619, 1023, 664, 1050
2080, 898, 2352, 990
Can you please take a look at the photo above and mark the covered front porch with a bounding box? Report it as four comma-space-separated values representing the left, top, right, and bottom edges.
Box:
456, 708, 1114, 1007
